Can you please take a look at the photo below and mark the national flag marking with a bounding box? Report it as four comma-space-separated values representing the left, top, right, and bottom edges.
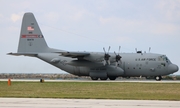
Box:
27, 26, 34, 31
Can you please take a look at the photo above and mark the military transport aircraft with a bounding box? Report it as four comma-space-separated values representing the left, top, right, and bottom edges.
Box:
8, 12, 179, 81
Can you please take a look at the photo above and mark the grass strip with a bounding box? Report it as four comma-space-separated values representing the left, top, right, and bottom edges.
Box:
0, 81, 180, 100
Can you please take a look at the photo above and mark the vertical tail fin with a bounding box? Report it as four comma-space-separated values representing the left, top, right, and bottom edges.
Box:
18, 12, 48, 53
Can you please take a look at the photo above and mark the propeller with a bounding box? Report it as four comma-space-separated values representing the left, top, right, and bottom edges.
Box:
103, 46, 111, 65
114, 46, 122, 67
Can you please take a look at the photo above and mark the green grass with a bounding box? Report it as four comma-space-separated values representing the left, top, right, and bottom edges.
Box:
0, 81, 180, 100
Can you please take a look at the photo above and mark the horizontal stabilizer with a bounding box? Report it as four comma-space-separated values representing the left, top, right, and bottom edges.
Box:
7, 52, 37, 57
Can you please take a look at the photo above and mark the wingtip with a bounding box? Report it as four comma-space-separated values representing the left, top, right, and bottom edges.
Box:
7, 52, 13, 55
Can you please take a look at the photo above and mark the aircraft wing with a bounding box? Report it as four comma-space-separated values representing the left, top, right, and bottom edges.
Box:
56, 51, 90, 58
55, 51, 105, 62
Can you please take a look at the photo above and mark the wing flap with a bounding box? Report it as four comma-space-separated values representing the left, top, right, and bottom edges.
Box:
61, 52, 90, 58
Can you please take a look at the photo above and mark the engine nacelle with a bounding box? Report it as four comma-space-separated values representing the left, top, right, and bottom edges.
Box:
106, 65, 124, 76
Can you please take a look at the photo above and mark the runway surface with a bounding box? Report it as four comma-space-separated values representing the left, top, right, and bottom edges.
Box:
0, 98, 180, 108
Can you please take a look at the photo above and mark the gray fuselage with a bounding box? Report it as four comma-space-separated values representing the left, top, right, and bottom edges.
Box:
37, 52, 178, 78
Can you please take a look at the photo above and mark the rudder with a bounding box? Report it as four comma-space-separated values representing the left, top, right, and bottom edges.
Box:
18, 12, 48, 53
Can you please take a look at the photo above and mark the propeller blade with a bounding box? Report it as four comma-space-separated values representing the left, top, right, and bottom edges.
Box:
108, 46, 110, 53
103, 47, 106, 54
118, 46, 121, 54
114, 46, 122, 67
103, 46, 111, 66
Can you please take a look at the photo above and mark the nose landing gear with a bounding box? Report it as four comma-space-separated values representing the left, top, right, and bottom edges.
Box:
155, 76, 162, 81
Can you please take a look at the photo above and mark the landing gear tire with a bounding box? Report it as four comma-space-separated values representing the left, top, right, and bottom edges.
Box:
155, 76, 162, 81
125, 76, 130, 79
109, 77, 116, 80
100, 77, 108, 80
91, 77, 98, 80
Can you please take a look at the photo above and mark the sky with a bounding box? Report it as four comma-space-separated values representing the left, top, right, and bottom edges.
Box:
0, 0, 180, 74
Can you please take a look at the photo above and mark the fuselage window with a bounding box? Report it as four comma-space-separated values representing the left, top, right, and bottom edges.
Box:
161, 63, 166, 67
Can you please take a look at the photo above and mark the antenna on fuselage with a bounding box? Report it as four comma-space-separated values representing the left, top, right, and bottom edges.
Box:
149, 47, 151, 53
135, 48, 143, 55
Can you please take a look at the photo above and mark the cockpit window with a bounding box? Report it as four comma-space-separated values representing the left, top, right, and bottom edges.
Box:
166, 57, 172, 64
158, 55, 171, 64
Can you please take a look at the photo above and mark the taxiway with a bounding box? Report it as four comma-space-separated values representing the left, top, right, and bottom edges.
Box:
0, 98, 180, 108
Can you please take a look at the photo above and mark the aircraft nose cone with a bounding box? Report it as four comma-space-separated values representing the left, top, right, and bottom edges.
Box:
168, 64, 179, 73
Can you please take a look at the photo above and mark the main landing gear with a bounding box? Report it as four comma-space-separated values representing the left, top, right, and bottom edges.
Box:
155, 76, 162, 81
90, 77, 116, 80
108, 77, 116, 80
91, 77, 98, 80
